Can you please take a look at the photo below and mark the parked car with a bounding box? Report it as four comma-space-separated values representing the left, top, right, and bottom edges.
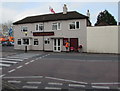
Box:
2, 41, 14, 46
2, 41, 8, 46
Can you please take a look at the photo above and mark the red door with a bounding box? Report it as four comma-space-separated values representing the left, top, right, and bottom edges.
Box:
70, 38, 78, 51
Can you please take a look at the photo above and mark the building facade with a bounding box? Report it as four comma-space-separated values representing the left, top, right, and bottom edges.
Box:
13, 11, 89, 52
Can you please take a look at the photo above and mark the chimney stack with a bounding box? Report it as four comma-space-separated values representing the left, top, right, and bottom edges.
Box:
87, 10, 90, 20
63, 4, 68, 14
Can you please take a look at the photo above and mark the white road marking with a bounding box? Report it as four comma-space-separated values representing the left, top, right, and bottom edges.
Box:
3, 76, 43, 79
16, 65, 23, 69
25, 62, 30, 65
7, 57, 26, 59
48, 82, 63, 85
8, 80, 21, 83
0, 74, 6, 78
30, 60, 35, 63
8, 69, 15, 73
42, 56, 45, 57
91, 82, 120, 85
23, 86, 38, 89
26, 82, 41, 84
2, 58, 23, 61
69, 84, 85, 87
0, 63, 11, 67
0, 58, 6, 59
0, 60, 17, 64
92, 86, 110, 89
45, 76, 87, 84
45, 87, 61, 90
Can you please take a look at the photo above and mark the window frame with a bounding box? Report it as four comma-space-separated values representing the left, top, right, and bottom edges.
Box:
34, 39, 39, 46
21, 26, 28, 32
52, 22, 61, 30
23, 39, 29, 45
17, 39, 21, 45
44, 38, 50, 45
69, 21, 80, 30
35, 23, 44, 31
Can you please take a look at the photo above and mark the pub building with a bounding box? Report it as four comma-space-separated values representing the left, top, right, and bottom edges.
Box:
13, 5, 91, 52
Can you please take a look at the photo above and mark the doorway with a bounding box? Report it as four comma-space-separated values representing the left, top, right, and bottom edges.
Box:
70, 38, 78, 51
53, 39, 61, 52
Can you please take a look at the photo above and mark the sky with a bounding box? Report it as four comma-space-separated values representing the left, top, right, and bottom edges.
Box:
0, 0, 119, 26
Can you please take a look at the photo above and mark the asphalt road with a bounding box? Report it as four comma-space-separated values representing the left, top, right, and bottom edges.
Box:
1, 46, 119, 91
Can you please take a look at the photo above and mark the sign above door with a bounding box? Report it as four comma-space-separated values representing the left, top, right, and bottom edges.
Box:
33, 32, 54, 36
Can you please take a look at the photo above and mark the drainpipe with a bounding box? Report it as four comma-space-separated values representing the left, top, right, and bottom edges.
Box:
43, 22, 44, 51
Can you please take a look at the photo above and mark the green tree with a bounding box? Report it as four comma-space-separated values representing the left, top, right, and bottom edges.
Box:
95, 10, 117, 26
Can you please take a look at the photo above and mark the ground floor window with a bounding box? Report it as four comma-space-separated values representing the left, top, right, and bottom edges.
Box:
34, 39, 38, 45
45, 38, 50, 44
23, 39, 29, 45
17, 39, 21, 45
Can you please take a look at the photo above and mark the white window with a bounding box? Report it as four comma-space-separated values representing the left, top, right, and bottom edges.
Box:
23, 39, 29, 45
34, 39, 38, 45
52, 23, 61, 30
35, 24, 44, 31
21, 26, 28, 32
45, 38, 50, 44
69, 21, 80, 30
17, 39, 21, 45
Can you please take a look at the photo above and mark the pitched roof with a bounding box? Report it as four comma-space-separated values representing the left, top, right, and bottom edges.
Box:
13, 11, 88, 25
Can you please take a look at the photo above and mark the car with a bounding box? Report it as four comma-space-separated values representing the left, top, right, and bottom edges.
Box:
2, 41, 8, 46
2, 41, 14, 46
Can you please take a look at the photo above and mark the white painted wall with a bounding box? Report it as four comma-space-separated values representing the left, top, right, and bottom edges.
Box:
87, 26, 119, 54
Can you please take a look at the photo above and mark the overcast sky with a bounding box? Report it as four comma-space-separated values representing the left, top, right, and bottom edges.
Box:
0, 0, 119, 25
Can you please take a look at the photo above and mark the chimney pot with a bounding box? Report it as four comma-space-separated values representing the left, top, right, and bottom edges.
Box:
63, 4, 68, 14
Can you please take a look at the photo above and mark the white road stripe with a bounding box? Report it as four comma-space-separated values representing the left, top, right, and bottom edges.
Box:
16, 65, 23, 69
23, 86, 38, 89
91, 82, 120, 85
7, 57, 27, 59
69, 84, 85, 87
30, 60, 34, 62
0, 60, 17, 64
2, 58, 23, 61
0, 58, 6, 59
45, 76, 87, 84
25, 62, 30, 65
45, 87, 61, 90
8, 80, 21, 83
8, 69, 15, 73
0, 74, 6, 78
0, 63, 11, 67
26, 82, 41, 84
48, 82, 63, 85
92, 86, 110, 89
3, 76, 43, 79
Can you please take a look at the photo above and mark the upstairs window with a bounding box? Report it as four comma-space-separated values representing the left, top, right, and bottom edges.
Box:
52, 23, 61, 30
69, 21, 80, 30
21, 26, 28, 32
36, 24, 44, 31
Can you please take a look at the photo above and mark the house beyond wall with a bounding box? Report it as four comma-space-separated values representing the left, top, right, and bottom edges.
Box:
87, 26, 119, 54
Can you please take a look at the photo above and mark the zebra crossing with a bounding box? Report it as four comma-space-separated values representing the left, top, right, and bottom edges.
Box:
0, 53, 40, 69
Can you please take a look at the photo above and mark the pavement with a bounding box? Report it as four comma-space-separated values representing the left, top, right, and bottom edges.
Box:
1, 46, 120, 91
